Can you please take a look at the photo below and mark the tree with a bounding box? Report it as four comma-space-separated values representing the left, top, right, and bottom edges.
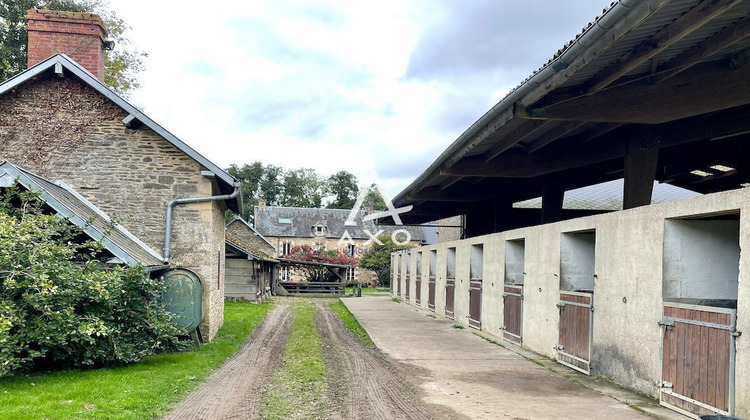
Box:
0, 186, 182, 376
281, 168, 324, 208
282, 245, 358, 282
361, 183, 388, 211
0, 0, 145, 97
227, 162, 284, 221
358, 235, 413, 286
325, 171, 358, 209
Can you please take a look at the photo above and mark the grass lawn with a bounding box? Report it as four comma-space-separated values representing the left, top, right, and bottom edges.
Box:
0, 301, 272, 420
344, 286, 390, 295
260, 300, 327, 419
329, 300, 375, 348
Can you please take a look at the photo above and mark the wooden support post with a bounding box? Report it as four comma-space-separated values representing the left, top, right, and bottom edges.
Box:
541, 184, 565, 224
623, 138, 659, 209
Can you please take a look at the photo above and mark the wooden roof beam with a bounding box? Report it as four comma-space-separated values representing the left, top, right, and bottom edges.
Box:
482, 119, 547, 162
439, 176, 464, 191
579, 123, 623, 143
442, 106, 750, 178
653, 16, 750, 83
528, 61, 750, 124
588, 0, 741, 93
525, 121, 586, 153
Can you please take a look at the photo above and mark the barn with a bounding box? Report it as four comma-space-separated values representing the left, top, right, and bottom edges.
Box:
389, 1, 750, 418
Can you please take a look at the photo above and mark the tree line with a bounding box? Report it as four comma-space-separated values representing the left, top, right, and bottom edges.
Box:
227, 162, 386, 222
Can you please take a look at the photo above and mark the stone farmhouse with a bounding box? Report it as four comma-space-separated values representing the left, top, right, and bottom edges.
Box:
0, 10, 242, 340
253, 202, 429, 285
389, 1, 750, 418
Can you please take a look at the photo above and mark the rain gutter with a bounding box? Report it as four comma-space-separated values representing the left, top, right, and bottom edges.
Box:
163, 181, 242, 263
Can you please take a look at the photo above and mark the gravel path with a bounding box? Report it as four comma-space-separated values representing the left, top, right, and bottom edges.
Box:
163, 300, 452, 419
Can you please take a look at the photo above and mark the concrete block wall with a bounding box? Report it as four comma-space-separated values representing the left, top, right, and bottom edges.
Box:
393, 188, 750, 418
0, 74, 228, 340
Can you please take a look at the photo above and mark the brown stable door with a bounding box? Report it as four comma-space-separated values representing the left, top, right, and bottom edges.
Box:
556, 291, 593, 375
660, 303, 737, 417
468, 281, 482, 329
445, 279, 455, 319
428, 276, 436, 311
502, 285, 523, 345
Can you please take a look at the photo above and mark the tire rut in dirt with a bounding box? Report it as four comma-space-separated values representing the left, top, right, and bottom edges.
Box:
163, 303, 292, 420
316, 303, 435, 420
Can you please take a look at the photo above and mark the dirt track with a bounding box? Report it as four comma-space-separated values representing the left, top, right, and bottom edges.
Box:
163, 300, 450, 419
315, 302, 456, 420
163, 303, 292, 420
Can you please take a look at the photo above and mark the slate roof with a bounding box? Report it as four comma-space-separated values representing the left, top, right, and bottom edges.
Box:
254, 205, 428, 243
0, 161, 165, 268
225, 234, 277, 262
0, 54, 242, 213
226, 217, 278, 252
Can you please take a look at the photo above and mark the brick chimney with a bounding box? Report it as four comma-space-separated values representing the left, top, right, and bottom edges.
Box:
25, 9, 108, 81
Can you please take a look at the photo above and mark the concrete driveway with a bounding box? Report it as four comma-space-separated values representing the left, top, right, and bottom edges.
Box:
342, 295, 687, 420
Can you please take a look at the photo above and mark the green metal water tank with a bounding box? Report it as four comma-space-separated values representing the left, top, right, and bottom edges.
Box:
160, 268, 203, 332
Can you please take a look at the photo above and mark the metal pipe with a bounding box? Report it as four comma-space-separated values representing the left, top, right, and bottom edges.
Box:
163, 183, 241, 263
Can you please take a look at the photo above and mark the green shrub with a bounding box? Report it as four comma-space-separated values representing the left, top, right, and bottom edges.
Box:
0, 187, 182, 377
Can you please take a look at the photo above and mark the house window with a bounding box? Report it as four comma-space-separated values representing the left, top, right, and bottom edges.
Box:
314, 241, 324, 252
346, 267, 356, 282
281, 266, 290, 281
347, 244, 356, 256
282, 242, 291, 256
312, 224, 327, 236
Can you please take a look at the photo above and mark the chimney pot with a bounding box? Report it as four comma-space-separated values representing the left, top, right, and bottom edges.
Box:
258, 199, 266, 212
25, 9, 108, 81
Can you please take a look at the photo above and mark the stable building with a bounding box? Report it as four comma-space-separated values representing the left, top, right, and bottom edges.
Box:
389, 1, 750, 418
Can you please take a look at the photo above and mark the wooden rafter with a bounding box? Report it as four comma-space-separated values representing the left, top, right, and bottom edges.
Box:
441, 107, 750, 178
444, 107, 514, 168
439, 176, 463, 190
482, 119, 547, 161
579, 123, 623, 143
653, 16, 750, 83
525, 121, 586, 153
587, 0, 741, 93
527, 61, 750, 124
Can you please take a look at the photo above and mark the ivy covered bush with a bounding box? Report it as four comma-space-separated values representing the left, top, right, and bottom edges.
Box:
0, 187, 183, 377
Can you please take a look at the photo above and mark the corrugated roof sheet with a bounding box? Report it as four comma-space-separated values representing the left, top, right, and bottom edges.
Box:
0, 161, 164, 267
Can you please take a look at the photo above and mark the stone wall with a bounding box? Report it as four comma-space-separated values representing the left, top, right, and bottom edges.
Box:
0, 73, 227, 339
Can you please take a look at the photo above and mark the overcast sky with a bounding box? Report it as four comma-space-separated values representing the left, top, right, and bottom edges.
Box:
108, 0, 609, 197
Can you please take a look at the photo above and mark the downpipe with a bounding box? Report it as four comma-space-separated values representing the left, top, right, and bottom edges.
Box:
162, 182, 241, 263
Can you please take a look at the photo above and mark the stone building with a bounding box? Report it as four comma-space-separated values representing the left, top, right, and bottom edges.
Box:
253, 203, 429, 285
225, 218, 277, 302
0, 10, 242, 340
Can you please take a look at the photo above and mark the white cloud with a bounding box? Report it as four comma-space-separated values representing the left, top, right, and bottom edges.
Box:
108, 0, 608, 198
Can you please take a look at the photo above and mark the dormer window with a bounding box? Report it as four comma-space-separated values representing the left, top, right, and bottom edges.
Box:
312, 223, 327, 237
